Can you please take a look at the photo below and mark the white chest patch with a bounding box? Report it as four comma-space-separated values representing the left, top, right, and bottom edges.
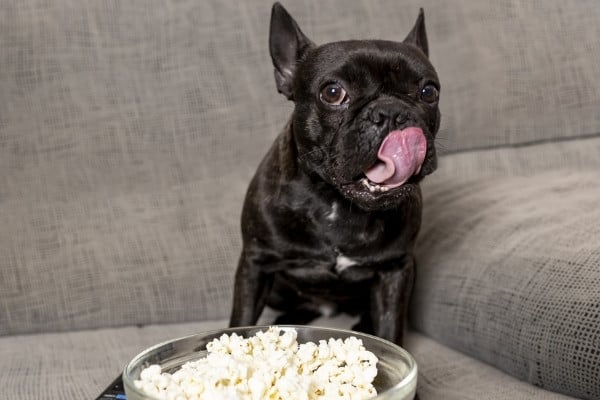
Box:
335, 254, 358, 274
326, 202, 339, 221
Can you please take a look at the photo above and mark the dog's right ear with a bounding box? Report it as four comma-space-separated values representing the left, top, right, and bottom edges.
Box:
403, 8, 429, 58
269, 2, 314, 100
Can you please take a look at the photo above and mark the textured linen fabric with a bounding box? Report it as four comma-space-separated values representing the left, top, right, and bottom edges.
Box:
0, 320, 230, 400
404, 333, 575, 400
425, 136, 600, 182
0, 0, 288, 335
0, 319, 577, 400
412, 162, 600, 399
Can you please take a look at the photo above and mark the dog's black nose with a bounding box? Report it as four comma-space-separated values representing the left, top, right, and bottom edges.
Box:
368, 104, 409, 128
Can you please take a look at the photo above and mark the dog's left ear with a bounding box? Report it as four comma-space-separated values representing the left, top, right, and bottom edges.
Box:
403, 8, 428, 58
269, 2, 314, 100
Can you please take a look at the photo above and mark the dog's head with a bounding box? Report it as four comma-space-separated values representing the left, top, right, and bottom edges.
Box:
270, 2, 440, 211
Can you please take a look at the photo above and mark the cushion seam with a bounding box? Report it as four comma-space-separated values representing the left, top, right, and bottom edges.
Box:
441, 131, 600, 156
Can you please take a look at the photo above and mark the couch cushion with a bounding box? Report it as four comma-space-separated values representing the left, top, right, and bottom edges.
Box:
0, 181, 242, 335
0, 317, 575, 400
0, 0, 284, 335
412, 155, 600, 399
405, 333, 575, 400
0, 320, 230, 399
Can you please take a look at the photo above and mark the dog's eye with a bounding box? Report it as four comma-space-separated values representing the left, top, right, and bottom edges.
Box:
420, 84, 439, 103
320, 83, 349, 106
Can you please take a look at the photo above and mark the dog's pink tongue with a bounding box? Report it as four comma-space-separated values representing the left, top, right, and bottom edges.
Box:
364, 127, 427, 187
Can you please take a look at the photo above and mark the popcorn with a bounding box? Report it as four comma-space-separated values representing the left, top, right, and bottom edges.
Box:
134, 327, 379, 400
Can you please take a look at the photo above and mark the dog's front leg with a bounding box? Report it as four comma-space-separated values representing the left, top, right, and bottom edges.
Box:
229, 253, 273, 327
370, 256, 416, 345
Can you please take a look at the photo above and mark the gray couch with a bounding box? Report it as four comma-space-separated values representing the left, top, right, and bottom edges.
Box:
1, 1, 599, 399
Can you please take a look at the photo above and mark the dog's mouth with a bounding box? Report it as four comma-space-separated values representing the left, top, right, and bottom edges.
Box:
338, 127, 427, 210
363, 127, 427, 188
356, 176, 412, 193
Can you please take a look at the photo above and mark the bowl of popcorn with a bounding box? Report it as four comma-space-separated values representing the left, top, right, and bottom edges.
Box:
123, 325, 417, 400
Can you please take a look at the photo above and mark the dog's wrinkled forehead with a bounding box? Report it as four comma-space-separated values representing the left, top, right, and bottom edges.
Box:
297, 40, 437, 96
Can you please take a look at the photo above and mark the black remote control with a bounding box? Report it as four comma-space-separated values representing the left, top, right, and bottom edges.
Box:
95, 374, 126, 400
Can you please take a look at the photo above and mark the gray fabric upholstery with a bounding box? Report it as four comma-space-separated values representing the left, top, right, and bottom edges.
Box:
421, 136, 600, 181
0, 320, 230, 399
413, 160, 600, 399
0, 318, 573, 400
1, 0, 599, 399
404, 333, 575, 400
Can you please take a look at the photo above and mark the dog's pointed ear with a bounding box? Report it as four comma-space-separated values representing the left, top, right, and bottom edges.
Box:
269, 2, 314, 100
403, 8, 428, 58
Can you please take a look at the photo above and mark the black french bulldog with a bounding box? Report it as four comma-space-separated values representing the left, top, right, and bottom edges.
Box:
229, 2, 440, 347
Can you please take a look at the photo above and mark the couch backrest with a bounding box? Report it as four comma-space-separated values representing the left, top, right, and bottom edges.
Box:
1, 0, 600, 335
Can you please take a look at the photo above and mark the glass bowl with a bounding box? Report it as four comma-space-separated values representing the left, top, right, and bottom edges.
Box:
123, 325, 417, 400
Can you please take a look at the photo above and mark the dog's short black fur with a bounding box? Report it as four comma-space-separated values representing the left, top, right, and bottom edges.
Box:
229, 2, 440, 346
